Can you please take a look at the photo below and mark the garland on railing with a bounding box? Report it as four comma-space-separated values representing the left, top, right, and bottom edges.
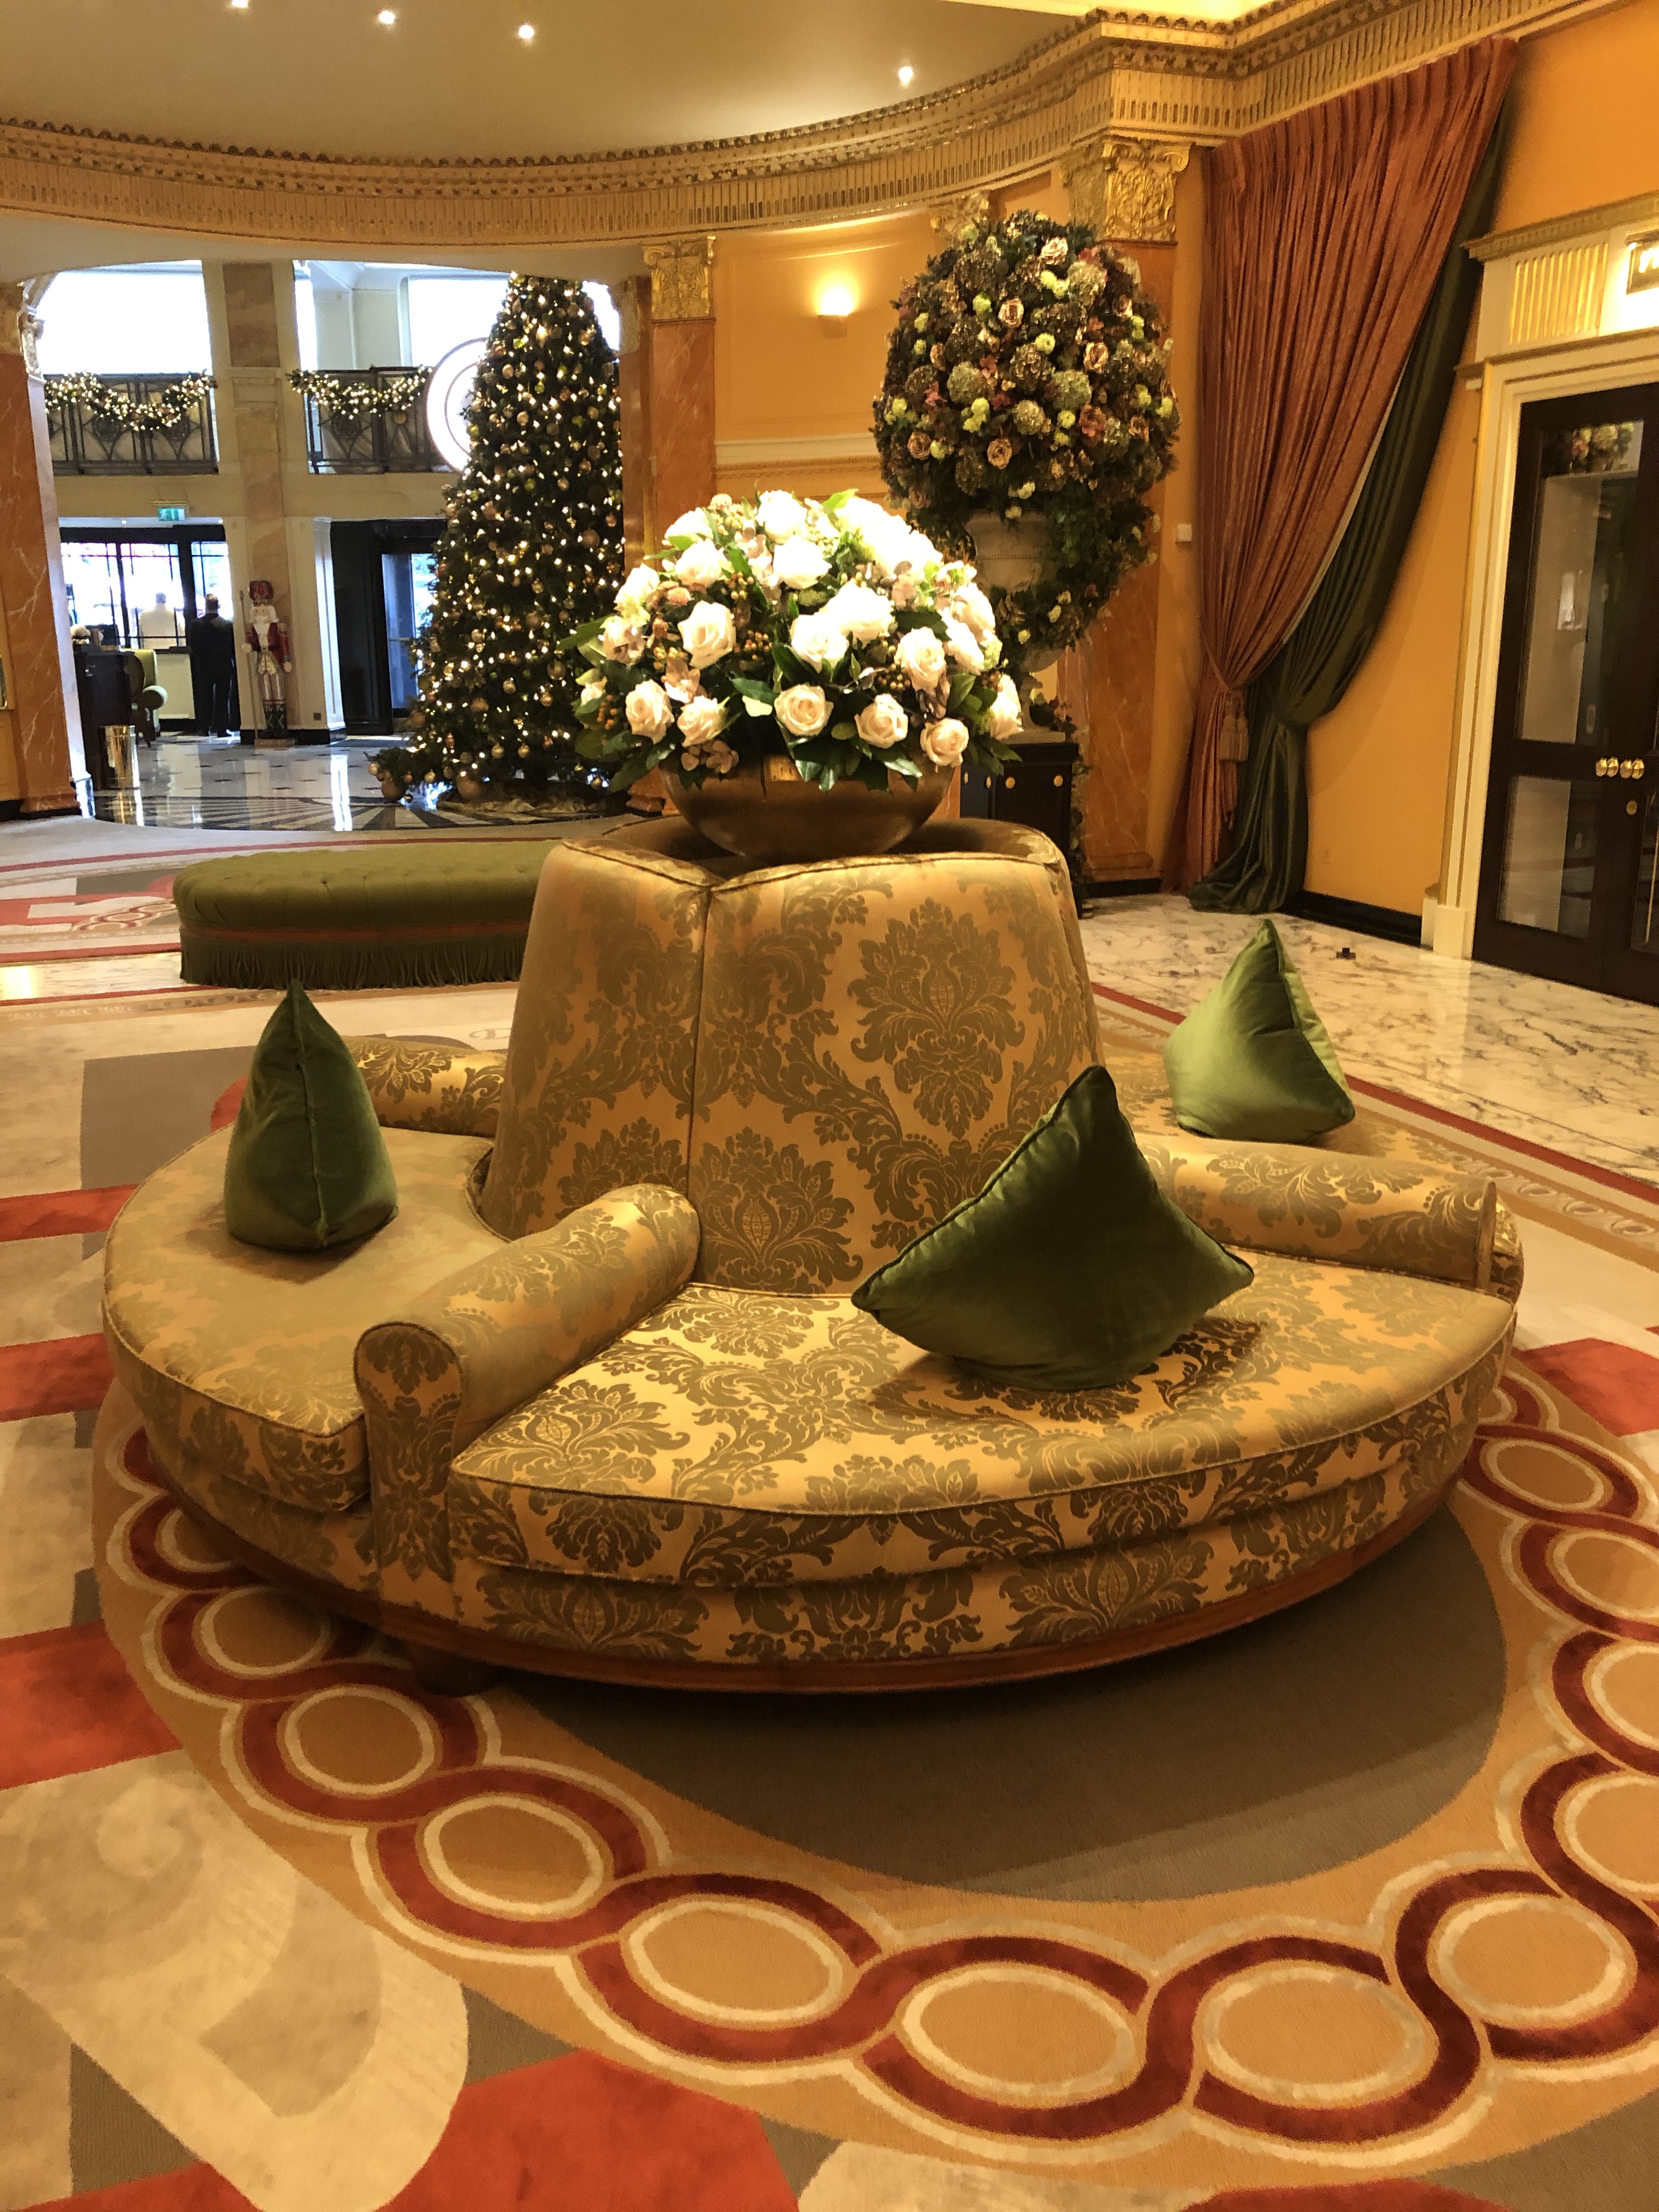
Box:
289, 368, 431, 422
43, 371, 216, 432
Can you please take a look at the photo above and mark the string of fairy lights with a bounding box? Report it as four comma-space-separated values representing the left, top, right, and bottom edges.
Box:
289, 368, 430, 422
43, 370, 216, 432
383, 273, 623, 795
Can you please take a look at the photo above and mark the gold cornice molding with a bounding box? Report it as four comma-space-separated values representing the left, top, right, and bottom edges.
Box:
0, 0, 1614, 255
1469, 189, 1659, 261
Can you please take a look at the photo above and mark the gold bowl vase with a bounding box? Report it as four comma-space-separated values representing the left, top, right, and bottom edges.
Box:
661, 752, 951, 864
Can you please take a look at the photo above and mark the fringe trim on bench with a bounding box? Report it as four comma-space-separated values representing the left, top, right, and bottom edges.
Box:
178, 931, 528, 992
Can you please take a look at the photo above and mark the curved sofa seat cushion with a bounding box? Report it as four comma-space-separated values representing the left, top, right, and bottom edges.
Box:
446, 1260, 1514, 1593
450, 1440, 1485, 1669
103, 1124, 500, 1516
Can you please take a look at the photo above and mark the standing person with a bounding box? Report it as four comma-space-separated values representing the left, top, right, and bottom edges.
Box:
137, 591, 182, 647
188, 592, 240, 738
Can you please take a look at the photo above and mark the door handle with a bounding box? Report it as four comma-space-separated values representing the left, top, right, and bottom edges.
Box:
1595, 759, 1647, 778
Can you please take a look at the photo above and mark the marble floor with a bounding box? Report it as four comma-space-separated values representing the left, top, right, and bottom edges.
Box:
1081, 895, 1659, 1187
86, 735, 417, 835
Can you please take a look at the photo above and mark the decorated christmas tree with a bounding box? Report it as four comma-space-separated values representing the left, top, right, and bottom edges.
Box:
375, 275, 622, 802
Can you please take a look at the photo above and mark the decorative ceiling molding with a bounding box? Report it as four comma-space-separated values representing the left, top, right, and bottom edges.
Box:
0, 0, 1610, 254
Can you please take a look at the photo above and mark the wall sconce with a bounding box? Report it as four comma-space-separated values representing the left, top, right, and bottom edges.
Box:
816, 284, 855, 335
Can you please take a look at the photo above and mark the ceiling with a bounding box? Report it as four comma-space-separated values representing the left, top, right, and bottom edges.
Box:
2, 0, 1077, 164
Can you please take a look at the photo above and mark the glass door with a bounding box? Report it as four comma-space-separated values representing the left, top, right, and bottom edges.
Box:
1475, 389, 1659, 998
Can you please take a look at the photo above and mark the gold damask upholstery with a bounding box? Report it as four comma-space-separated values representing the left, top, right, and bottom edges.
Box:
103, 821, 1523, 1683
105, 1125, 500, 1517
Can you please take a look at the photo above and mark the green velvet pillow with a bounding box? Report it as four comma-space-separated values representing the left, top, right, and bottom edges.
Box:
224, 980, 398, 1251
1162, 919, 1355, 1143
851, 1065, 1252, 1392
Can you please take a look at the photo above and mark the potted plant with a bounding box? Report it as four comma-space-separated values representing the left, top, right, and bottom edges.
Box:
566, 489, 1024, 862
873, 211, 1180, 689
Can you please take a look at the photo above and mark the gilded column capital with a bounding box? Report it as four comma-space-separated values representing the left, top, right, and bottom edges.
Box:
1062, 138, 1190, 245
642, 236, 715, 323
928, 189, 992, 241
0, 281, 41, 374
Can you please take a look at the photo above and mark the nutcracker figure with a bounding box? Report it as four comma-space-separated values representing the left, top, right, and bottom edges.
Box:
245, 580, 292, 735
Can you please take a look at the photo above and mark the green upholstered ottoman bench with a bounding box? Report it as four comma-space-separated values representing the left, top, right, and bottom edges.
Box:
173, 840, 562, 990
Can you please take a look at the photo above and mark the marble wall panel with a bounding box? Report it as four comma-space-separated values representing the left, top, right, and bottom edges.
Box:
0, 351, 85, 813
651, 320, 716, 531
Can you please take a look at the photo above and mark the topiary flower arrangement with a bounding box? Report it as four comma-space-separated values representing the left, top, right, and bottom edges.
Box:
872, 211, 1180, 659
566, 488, 1023, 799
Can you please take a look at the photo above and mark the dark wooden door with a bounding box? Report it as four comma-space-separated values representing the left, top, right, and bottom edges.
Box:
1474, 387, 1659, 1001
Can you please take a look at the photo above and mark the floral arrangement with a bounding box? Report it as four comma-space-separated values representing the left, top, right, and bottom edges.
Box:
1547, 421, 1639, 477
567, 489, 1023, 793
872, 211, 1179, 655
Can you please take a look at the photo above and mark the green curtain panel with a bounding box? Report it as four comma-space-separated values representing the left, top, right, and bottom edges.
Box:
1190, 105, 1510, 916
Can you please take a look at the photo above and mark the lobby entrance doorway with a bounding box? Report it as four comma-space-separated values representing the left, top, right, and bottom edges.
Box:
1475, 383, 1659, 1001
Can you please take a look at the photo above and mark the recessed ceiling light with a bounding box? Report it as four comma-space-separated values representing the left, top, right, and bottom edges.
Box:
376, 7, 396, 21
517, 20, 536, 38
897, 63, 914, 86
230, 0, 249, 9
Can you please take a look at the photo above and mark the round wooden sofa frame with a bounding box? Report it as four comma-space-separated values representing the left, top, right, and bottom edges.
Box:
106, 820, 1520, 1696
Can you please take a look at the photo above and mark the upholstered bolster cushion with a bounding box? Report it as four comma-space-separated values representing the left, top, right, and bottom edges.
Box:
345, 1037, 507, 1138
1136, 1133, 1515, 1297
353, 1183, 701, 1607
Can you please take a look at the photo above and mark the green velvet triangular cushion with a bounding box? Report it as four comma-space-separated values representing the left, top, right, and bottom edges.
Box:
1162, 919, 1355, 1142
851, 1065, 1253, 1392
223, 981, 398, 1251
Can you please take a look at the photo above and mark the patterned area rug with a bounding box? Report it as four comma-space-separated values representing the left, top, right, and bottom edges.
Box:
3, 992, 1658, 2209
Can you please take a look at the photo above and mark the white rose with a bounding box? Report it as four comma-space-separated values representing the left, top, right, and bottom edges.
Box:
951, 580, 997, 641
921, 717, 969, 768
985, 672, 1023, 741
789, 613, 848, 674
599, 614, 645, 664
679, 601, 736, 669
675, 539, 731, 591
772, 534, 830, 591
578, 671, 606, 704
757, 489, 809, 541
855, 694, 910, 749
943, 616, 985, 673
616, 563, 661, 613
625, 680, 674, 738
678, 693, 729, 745
895, 627, 947, 692
820, 582, 894, 644
665, 507, 710, 540
775, 684, 832, 738
840, 495, 912, 579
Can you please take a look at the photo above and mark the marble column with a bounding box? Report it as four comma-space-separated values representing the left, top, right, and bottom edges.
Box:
641, 238, 716, 532
0, 284, 87, 814
1061, 139, 1190, 882
218, 262, 303, 746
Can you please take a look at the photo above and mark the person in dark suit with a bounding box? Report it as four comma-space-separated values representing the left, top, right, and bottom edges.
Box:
188, 594, 240, 737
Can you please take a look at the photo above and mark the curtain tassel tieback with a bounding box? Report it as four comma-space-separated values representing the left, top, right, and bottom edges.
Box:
1217, 691, 1252, 764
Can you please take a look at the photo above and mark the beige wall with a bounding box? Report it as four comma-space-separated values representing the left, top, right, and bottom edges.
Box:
1305, 0, 1659, 916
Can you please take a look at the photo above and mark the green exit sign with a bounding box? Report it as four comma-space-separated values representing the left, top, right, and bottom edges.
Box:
156, 504, 187, 523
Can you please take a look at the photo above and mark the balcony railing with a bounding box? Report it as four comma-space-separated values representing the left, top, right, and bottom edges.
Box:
295, 366, 443, 473
47, 373, 218, 475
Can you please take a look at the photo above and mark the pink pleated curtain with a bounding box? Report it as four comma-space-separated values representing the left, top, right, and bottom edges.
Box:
1163, 37, 1516, 890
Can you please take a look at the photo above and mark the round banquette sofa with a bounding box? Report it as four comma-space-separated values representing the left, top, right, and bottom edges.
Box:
103, 820, 1520, 1690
